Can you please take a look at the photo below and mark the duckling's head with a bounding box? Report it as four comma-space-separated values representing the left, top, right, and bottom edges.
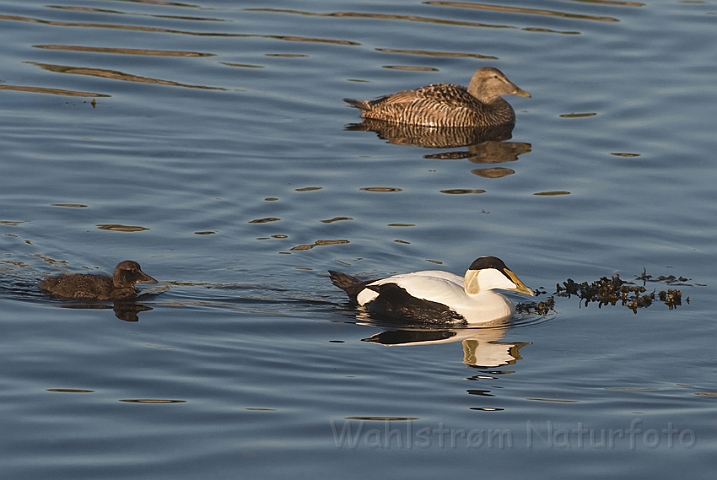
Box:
467, 67, 531, 102
112, 260, 158, 288
463, 256, 533, 296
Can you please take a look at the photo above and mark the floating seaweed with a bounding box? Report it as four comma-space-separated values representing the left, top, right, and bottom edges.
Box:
554, 271, 689, 314
635, 268, 690, 286
518, 270, 691, 316
658, 289, 685, 310
516, 295, 555, 316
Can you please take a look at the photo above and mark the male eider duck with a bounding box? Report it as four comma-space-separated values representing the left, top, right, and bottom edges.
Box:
329, 256, 533, 325
40, 260, 157, 300
344, 67, 530, 127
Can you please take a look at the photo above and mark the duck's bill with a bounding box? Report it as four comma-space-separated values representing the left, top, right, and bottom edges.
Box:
513, 87, 531, 98
138, 273, 158, 284
505, 269, 534, 296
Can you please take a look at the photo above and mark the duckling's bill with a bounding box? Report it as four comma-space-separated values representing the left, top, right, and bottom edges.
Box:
137, 272, 158, 284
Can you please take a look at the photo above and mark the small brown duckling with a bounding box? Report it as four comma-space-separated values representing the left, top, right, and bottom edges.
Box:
40, 260, 157, 300
344, 67, 530, 127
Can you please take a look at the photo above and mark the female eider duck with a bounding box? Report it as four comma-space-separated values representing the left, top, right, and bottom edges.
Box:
344, 67, 530, 127
329, 256, 533, 324
40, 260, 157, 301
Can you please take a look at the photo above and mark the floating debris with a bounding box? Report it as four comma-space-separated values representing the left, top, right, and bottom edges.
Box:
635, 268, 690, 285
518, 270, 691, 316
658, 289, 684, 310
516, 295, 555, 315
554, 271, 689, 313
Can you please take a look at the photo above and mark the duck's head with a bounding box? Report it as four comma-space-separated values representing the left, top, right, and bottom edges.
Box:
467, 67, 531, 102
463, 256, 533, 296
112, 260, 158, 288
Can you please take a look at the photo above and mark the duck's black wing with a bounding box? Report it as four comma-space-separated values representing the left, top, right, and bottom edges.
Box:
367, 282, 466, 325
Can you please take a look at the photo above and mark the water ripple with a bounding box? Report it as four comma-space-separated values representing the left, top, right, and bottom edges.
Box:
245, 7, 516, 29
0, 84, 109, 97
0, 14, 361, 45
424, 2, 621, 22
34, 44, 215, 57
46, 4, 224, 22
28, 62, 225, 90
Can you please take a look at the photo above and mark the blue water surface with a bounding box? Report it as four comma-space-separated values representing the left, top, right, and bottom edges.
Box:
1, 0, 716, 478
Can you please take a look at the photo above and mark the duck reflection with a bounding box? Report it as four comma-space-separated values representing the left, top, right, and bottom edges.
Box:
346, 119, 531, 165
347, 119, 512, 148
360, 317, 529, 368
39, 288, 164, 322
56, 300, 153, 322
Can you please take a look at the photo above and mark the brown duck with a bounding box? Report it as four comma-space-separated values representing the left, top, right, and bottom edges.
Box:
344, 67, 530, 127
40, 260, 157, 300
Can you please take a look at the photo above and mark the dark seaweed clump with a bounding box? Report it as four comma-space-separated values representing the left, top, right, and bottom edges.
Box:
554, 270, 689, 314
517, 270, 690, 315
516, 295, 555, 315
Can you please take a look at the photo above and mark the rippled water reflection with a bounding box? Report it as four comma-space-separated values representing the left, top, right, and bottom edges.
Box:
2, 0, 717, 479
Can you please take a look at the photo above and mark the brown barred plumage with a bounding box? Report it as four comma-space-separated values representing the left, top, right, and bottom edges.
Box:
344, 67, 530, 127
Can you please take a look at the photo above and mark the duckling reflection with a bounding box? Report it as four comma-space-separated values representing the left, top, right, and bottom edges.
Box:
360, 319, 529, 368
59, 301, 153, 322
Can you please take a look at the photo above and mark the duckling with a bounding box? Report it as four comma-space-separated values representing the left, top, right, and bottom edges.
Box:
329, 256, 533, 324
344, 67, 530, 127
40, 260, 157, 300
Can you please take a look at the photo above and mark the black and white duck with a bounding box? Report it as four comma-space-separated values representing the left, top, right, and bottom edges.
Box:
329, 256, 533, 324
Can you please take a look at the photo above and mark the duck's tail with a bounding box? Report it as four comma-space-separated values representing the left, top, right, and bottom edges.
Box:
329, 270, 371, 303
343, 98, 371, 111
328, 270, 362, 290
